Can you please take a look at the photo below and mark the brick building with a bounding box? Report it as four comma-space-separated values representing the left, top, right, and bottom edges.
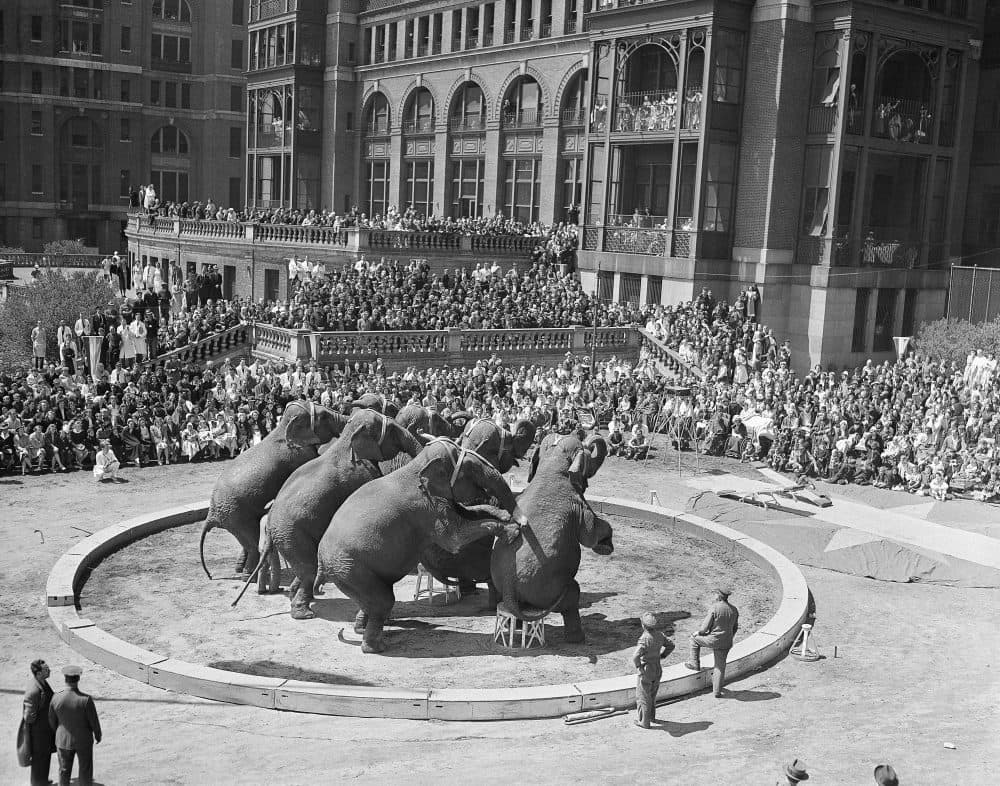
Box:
0, 0, 247, 252
239, 0, 990, 368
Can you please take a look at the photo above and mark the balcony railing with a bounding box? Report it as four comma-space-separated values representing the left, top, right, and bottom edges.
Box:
540, 23, 552, 38
253, 124, 292, 148
402, 119, 435, 133
364, 120, 391, 136
807, 104, 839, 135
466, 35, 480, 49
502, 108, 541, 128
872, 97, 933, 144
565, 19, 577, 34
482, 32, 493, 46
449, 116, 486, 132
604, 226, 669, 255
520, 26, 535, 41
249, 0, 298, 23
798, 228, 946, 269
503, 29, 516, 44
451, 37, 462, 51
612, 91, 701, 134
417, 44, 428, 56
561, 108, 586, 126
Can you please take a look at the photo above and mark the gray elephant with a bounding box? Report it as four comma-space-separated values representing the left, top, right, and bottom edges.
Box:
419, 417, 537, 595
235, 409, 424, 618
490, 433, 612, 643
199, 401, 347, 580
315, 438, 527, 653
342, 392, 399, 416
394, 403, 471, 441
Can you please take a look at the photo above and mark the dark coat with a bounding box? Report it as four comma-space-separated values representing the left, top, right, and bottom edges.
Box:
48, 686, 101, 750
23, 676, 56, 753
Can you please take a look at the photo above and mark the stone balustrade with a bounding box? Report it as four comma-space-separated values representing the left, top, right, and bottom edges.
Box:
144, 324, 251, 371
638, 328, 706, 381
250, 324, 643, 370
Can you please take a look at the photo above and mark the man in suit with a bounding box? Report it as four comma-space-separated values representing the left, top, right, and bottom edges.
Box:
48, 665, 102, 786
23, 659, 56, 786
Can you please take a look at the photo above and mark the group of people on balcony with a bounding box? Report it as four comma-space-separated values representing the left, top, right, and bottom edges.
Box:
874, 99, 933, 143
614, 90, 702, 134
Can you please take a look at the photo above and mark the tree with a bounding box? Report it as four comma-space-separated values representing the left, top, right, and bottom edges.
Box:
0, 269, 115, 372
43, 238, 91, 256
913, 317, 1000, 366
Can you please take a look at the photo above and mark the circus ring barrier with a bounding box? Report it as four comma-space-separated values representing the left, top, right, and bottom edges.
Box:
47, 495, 809, 721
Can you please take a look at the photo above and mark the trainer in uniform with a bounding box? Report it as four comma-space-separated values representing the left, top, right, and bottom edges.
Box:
48, 665, 102, 786
632, 611, 668, 729
685, 587, 739, 697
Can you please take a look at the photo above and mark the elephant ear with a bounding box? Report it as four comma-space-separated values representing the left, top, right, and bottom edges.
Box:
511, 419, 537, 458
416, 449, 454, 501
497, 431, 516, 474
449, 411, 474, 435
583, 434, 608, 478
285, 409, 320, 448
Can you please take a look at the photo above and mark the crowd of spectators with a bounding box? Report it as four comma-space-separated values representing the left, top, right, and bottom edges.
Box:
258, 256, 646, 331
644, 288, 1000, 502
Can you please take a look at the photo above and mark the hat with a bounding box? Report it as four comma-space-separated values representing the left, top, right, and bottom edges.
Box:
714, 586, 733, 598
62, 665, 83, 677
785, 760, 809, 782
640, 612, 659, 630
873, 764, 898, 786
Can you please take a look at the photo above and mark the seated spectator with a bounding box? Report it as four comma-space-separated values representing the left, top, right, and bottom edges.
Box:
93, 440, 120, 482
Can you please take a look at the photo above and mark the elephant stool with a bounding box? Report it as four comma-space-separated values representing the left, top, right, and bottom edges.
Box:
494, 602, 547, 649
413, 564, 461, 604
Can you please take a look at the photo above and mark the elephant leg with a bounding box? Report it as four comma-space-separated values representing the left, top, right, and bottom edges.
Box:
354, 577, 395, 654
258, 547, 282, 594
233, 547, 249, 574
353, 610, 368, 634
288, 576, 301, 599
459, 578, 479, 596
486, 578, 499, 612
283, 536, 321, 619
556, 580, 586, 643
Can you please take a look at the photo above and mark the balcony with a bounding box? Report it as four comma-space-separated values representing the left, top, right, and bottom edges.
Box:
502, 108, 541, 129
466, 36, 480, 49
797, 228, 946, 269
249, 0, 298, 23
364, 120, 391, 136
565, 19, 577, 34
482, 33, 494, 46
540, 23, 552, 38
503, 29, 516, 44
402, 119, 436, 134
807, 104, 839, 135
253, 124, 292, 149
871, 97, 933, 145
611, 91, 702, 135
520, 26, 535, 42
450, 116, 486, 132
561, 108, 587, 126
416, 44, 428, 56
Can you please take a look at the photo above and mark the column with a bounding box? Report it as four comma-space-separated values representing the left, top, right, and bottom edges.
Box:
533, 0, 542, 39
551, 0, 565, 36
497, 0, 509, 43
538, 121, 560, 224
442, 11, 454, 53
484, 125, 503, 215
389, 130, 404, 211
397, 21, 407, 61
480, 3, 489, 46
514, 0, 524, 42
433, 130, 449, 216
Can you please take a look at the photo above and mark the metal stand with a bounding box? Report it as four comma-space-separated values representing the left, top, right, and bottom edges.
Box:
790, 623, 821, 661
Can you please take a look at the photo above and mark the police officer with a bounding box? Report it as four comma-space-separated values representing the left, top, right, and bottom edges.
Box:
632, 612, 668, 729
48, 665, 102, 786
685, 587, 740, 697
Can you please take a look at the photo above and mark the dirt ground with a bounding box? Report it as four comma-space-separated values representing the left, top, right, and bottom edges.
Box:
83, 515, 776, 689
1, 453, 998, 784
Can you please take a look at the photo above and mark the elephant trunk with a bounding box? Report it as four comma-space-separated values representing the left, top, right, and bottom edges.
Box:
199, 519, 216, 580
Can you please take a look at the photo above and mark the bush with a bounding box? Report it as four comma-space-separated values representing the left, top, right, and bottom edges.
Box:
43, 239, 92, 256
913, 317, 1000, 366
0, 269, 115, 373
0, 245, 25, 256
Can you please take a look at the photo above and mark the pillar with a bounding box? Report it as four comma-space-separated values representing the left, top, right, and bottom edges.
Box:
539, 122, 560, 224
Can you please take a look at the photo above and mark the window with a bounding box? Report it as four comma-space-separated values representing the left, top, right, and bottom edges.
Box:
120, 26, 131, 52
151, 33, 191, 63
348, 42, 355, 63
151, 126, 190, 155
31, 16, 43, 42
181, 82, 191, 109
502, 159, 541, 222
150, 81, 161, 105
703, 143, 737, 233
364, 160, 391, 217
120, 78, 131, 102
33, 219, 44, 239
801, 146, 833, 236
712, 30, 744, 104
232, 1, 244, 25
228, 177, 241, 210
365, 93, 390, 134
620, 273, 641, 306
646, 275, 662, 305
120, 118, 131, 141
264, 268, 280, 303
30, 111, 43, 135
449, 159, 486, 218
851, 287, 871, 352
873, 288, 898, 352
151, 170, 190, 203
560, 158, 583, 220
59, 20, 102, 55
346, 112, 353, 131
403, 160, 434, 217
403, 87, 434, 132
451, 83, 486, 129
31, 70, 42, 94
32, 165, 44, 194
152, 0, 192, 23
165, 81, 177, 107
120, 170, 131, 198
230, 85, 242, 112
901, 289, 918, 336
229, 127, 242, 157
231, 39, 244, 70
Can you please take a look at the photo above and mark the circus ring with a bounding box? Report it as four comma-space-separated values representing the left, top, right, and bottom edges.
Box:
46, 494, 809, 721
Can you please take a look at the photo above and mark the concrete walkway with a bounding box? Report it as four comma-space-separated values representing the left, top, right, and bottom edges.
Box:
684, 472, 1000, 571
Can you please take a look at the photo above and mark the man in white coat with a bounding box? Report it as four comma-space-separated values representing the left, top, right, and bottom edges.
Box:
128, 314, 147, 364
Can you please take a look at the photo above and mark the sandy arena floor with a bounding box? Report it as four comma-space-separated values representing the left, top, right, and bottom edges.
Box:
1, 452, 998, 784
82, 515, 776, 689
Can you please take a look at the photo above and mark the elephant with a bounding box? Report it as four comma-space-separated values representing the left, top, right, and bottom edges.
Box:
234, 409, 424, 618
418, 417, 538, 595
315, 438, 527, 653
490, 433, 612, 643
394, 404, 471, 441
343, 392, 399, 416
199, 401, 347, 580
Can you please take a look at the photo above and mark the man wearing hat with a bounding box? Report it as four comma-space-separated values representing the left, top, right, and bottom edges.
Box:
22, 659, 56, 786
631, 612, 669, 729
779, 759, 809, 784
48, 665, 101, 786
685, 587, 739, 697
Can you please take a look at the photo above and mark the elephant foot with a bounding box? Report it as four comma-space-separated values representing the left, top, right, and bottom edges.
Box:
563, 629, 586, 644
353, 611, 369, 635
290, 605, 315, 620
361, 638, 386, 654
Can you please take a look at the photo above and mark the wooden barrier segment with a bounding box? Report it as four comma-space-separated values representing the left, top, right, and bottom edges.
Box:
47, 496, 808, 721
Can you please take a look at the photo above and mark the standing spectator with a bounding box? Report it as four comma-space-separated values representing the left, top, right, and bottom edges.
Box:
143, 182, 157, 213
56, 321, 74, 366
22, 659, 56, 786
685, 587, 739, 697
48, 665, 102, 786
30, 321, 47, 371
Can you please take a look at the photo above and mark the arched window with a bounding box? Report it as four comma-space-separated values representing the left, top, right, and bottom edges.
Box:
403, 87, 435, 133
364, 92, 391, 134
502, 76, 542, 128
151, 126, 190, 155
153, 0, 192, 23
450, 83, 486, 130
873, 48, 935, 143
561, 70, 587, 125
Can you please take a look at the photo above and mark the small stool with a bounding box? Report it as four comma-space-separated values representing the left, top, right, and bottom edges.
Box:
413, 564, 461, 604
494, 602, 546, 649
790, 623, 820, 661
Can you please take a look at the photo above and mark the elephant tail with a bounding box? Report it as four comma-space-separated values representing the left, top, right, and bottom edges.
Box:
505, 584, 570, 622
199, 515, 218, 580
312, 575, 326, 597
230, 527, 272, 608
